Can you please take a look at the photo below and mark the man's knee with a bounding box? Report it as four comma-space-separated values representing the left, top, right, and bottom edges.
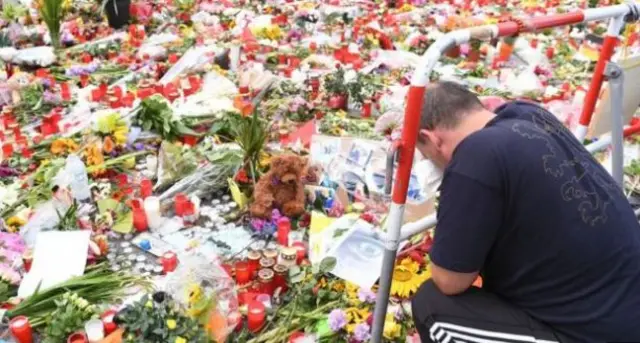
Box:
411, 279, 443, 322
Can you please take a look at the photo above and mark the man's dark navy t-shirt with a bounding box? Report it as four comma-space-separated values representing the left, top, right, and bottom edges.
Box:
429, 101, 640, 342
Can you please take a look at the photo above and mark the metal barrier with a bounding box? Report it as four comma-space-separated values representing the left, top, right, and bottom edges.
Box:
370, 3, 640, 342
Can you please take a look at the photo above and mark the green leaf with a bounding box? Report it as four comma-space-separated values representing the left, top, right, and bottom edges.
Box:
318, 257, 337, 274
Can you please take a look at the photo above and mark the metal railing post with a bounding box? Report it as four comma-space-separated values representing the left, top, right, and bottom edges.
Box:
604, 62, 625, 188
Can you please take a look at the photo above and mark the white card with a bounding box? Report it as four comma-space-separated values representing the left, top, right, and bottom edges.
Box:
18, 231, 91, 298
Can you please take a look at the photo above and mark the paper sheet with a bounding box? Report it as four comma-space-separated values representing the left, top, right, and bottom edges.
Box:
18, 231, 91, 298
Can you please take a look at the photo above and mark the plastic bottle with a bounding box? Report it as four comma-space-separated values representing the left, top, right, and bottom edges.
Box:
66, 154, 91, 202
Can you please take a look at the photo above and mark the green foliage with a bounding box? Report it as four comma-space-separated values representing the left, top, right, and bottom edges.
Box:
39, 0, 66, 49
118, 294, 208, 343
231, 111, 268, 178
323, 68, 349, 95
133, 96, 200, 141
42, 292, 99, 343
55, 200, 79, 231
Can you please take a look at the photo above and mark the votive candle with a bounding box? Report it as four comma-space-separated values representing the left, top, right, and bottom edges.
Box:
101, 310, 117, 335
235, 260, 251, 284
10, 316, 33, 343
143, 196, 162, 230
247, 301, 266, 333
277, 217, 291, 246
161, 252, 178, 273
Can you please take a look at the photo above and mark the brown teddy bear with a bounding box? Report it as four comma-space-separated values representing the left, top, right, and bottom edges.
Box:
250, 154, 308, 219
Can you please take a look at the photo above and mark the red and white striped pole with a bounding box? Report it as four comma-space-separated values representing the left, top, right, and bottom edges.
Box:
370, 3, 640, 343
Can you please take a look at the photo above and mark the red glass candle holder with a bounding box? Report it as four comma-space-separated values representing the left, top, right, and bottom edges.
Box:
91, 88, 103, 102
277, 217, 291, 246
235, 261, 251, 284
101, 310, 117, 336
133, 208, 148, 232
67, 331, 88, 343
140, 179, 152, 199
161, 252, 178, 273
175, 193, 188, 216
292, 242, 306, 265
108, 96, 121, 109
361, 101, 372, 118
247, 301, 266, 333
10, 316, 33, 343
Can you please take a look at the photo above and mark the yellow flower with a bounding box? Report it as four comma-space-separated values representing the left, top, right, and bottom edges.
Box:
6, 216, 25, 233
390, 258, 430, 298
175, 337, 187, 343
166, 319, 177, 330
383, 314, 401, 340
145, 301, 153, 308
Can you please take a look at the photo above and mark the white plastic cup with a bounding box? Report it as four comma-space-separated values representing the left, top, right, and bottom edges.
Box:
84, 319, 105, 342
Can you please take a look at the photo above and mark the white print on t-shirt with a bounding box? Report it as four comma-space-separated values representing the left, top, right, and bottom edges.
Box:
510, 107, 619, 226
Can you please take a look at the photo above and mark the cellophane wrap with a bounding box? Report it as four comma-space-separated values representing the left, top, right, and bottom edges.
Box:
163, 252, 239, 342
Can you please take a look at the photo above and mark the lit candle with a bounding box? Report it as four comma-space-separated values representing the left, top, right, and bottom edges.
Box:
10, 316, 33, 343
84, 319, 105, 342
247, 301, 266, 333
143, 196, 162, 230
174, 193, 188, 217
161, 252, 178, 274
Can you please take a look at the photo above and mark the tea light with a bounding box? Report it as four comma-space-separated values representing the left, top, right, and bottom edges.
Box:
161, 252, 178, 273
84, 319, 105, 342
144, 196, 162, 230
247, 301, 266, 333
10, 316, 33, 343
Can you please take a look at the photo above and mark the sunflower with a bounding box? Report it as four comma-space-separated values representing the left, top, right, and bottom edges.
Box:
390, 258, 430, 298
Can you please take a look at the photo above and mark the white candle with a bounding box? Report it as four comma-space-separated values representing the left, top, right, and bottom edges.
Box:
144, 196, 163, 230
85, 319, 105, 342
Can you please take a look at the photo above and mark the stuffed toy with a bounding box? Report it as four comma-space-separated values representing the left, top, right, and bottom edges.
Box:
251, 154, 307, 219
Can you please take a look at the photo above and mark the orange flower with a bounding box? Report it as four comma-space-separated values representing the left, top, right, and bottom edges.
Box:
50, 139, 66, 154
103, 136, 114, 154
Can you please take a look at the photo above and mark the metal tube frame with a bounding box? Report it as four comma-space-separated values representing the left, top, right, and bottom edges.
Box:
370, 3, 640, 343
605, 62, 625, 187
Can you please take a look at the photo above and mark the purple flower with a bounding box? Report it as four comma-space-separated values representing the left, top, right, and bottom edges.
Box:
328, 309, 347, 332
250, 218, 266, 232
43, 91, 59, 104
353, 323, 371, 342
271, 209, 282, 222
357, 288, 376, 304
